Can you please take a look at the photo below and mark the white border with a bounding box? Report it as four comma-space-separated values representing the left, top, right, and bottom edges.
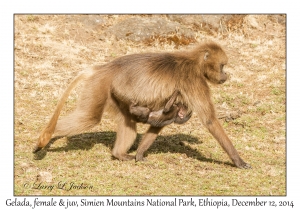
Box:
2, 1, 297, 209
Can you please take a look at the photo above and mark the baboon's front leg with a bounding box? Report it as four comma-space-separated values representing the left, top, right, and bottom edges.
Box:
205, 115, 251, 169
136, 126, 163, 161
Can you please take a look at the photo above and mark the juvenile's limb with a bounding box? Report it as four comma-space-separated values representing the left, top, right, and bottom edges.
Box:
129, 102, 150, 123
163, 90, 179, 113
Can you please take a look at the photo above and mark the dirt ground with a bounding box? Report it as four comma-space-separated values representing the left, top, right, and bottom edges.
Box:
14, 15, 286, 195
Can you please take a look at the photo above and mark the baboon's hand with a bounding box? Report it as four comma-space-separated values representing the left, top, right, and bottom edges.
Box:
235, 160, 251, 169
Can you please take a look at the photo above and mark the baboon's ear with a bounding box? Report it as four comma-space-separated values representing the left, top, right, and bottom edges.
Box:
204, 52, 209, 61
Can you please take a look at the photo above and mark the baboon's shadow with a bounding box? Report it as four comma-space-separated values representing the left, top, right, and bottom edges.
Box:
34, 131, 233, 167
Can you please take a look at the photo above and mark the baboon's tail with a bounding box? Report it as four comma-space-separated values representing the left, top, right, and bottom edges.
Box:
33, 70, 92, 153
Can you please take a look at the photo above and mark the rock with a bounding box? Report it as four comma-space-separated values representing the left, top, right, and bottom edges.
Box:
79, 15, 106, 27
268, 15, 286, 25
245, 15, 259, 29
169, 15, 241, 35
218, 109, 242, 122
229, 110, 241, 120
36, 171, 53, 183
65, 15, 106, 29
168, 15, 205, 27
100, 17, 195, 43
253, 101, 261, 106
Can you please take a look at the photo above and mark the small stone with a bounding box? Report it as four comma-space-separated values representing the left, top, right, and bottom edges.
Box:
36, 171, 52, 183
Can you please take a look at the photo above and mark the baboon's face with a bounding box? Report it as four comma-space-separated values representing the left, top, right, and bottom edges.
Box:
203, 49, 229, 84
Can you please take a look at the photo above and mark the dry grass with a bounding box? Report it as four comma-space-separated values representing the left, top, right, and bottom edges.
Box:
14, 14, 286, 196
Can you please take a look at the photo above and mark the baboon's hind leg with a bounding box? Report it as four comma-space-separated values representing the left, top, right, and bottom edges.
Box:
34, 103, 105, 153
112, 114, 137, 161
33, 79, 108, 153
54, 110, 103, 137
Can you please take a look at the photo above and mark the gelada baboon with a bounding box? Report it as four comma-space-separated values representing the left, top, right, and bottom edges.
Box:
129, 90, 192, 127
33, 41, 250, 169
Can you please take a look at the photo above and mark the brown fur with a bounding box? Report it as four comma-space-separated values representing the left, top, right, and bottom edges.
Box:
33, 41, 250, 169
129, 90, 191, 127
